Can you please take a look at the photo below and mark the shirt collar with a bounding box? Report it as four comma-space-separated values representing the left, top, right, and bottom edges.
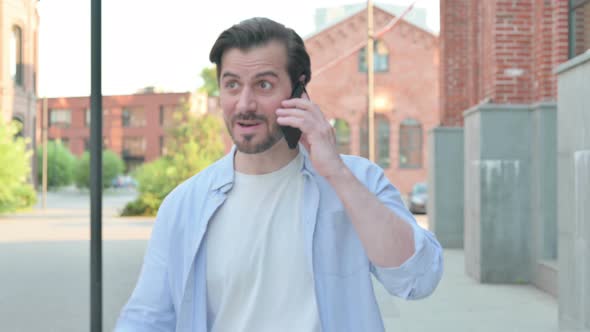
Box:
210, 144, 317, 194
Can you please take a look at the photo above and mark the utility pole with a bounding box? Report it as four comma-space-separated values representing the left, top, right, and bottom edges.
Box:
42, 97, 48, 209
367, 0, 375, 162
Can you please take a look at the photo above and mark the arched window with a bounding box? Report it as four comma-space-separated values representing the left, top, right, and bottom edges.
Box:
330, 118, 351, 154
399, 118, 422, 168
359, 39, 389, 72
10, 26, 23, 86
12, 117, 24, 138
360, 113, 390, 168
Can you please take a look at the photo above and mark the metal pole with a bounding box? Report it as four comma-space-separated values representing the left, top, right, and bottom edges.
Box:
367, 0, 375, 162
90, 0, 103, 330
42, 97, 48, 209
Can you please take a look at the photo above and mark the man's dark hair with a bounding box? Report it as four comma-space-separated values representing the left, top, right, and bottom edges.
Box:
209, 17, 312, 88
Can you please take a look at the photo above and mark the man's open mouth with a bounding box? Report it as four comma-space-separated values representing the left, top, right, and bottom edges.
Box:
237, 121, 262, 127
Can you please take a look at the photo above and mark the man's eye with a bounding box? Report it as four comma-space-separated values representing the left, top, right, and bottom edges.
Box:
259, 81, 272, 89
225, 81, 239, 89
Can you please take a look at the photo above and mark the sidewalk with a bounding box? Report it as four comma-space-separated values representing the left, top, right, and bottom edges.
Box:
378, 249, 558, 332
0, 195, 558, 331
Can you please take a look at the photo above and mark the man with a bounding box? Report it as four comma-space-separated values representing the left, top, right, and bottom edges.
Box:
116, 17, 443, 332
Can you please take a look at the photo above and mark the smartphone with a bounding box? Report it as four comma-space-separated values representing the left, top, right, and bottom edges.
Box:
281, 82, 305, 149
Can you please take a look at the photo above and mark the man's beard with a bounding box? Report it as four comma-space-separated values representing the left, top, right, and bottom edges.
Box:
226, 112, 284, 154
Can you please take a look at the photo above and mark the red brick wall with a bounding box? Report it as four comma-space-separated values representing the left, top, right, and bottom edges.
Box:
37, 92, 189, 163
306, 6, 439, 193
440, 0, 470, 126
533, 0, 552, 102
440, 0, 570, 125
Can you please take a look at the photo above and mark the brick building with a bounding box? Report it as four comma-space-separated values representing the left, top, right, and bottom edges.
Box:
0, 0, 39, 150
439, 0, 571, 126
40, 5, 438, 193
36, 91, 213, 171
430, 0, 590, 319
305, 5, 439, 194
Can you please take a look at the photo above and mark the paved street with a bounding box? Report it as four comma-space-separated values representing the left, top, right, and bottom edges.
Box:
0, 191, 557, 331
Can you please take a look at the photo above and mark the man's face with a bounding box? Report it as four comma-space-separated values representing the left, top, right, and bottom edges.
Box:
218, 41, 292, 154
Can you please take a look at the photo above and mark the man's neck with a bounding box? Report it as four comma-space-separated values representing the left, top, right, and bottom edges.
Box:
234, 140, 299, 175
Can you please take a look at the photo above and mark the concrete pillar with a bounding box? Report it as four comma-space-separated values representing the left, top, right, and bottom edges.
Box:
556, 52, 590, 332
530, 103, 558, 296
427, 127, 464, 248
463, 104, 533, 283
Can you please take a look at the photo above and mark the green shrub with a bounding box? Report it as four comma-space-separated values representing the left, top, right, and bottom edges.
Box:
74, 149, 125, 189
122, 110, 225, 216
36, 140, 76, 189
0, 120, 37, 213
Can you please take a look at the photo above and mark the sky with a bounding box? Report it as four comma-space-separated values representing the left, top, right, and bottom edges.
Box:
37, 0, 439, 97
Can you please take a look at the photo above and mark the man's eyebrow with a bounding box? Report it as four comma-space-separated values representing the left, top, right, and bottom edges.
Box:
221, 72, 240, 79
254, 71, 279, 79
221, 71, 279, 80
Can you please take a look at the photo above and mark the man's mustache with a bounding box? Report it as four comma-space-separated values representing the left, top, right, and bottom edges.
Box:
232, 113, 268, 123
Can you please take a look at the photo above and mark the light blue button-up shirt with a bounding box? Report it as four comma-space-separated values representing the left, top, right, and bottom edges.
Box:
116, 147, 443, 332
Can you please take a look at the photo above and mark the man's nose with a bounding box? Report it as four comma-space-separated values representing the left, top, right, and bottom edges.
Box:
236, 87, 257, 112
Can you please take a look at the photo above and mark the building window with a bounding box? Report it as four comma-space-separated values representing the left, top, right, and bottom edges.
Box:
159, 105, 176, 127
122, 136, 146, 157
360, 113, 391, 168
10, 26, 23, 86
49, 109, 72, 128
399, 118, 422, 169
12, 117, 24, 138
123, 137, 146, 172
330, 118, 351, 154
570, 0, 590, 58
86, 108, 108, 127
122, 107, 146, 127
359, 40, 389, 72
61, 138, 70, 149
84, 137, 107, 151
160, 136, 167, 156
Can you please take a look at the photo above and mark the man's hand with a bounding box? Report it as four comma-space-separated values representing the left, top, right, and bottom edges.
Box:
276, 95, 346, 179
278, 95, 416, 268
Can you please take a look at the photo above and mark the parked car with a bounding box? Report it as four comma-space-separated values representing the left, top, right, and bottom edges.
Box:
409, 182, 427, 214
111, 175, 137, 188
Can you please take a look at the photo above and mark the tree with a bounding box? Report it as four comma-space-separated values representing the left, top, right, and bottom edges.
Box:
0, 120, 36, 213
122, 102, 225, 216
198, 66, 219, 97
164, 102, 225, 182
74, 149, 125, 189
36, 140, 76, 189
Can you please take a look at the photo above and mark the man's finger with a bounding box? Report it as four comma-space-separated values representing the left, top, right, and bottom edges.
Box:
276, 116, 305, 129
276, 108, 308, 118
281, 98, 313, 110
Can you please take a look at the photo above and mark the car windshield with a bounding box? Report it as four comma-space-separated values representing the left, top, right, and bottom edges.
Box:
413, 183, 427, 194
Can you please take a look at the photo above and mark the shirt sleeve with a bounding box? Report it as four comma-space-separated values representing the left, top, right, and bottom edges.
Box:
367, 164, 444, 300
115, 200, 176, 331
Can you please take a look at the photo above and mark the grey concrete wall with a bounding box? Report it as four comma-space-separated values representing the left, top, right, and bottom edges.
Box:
556, 52, 590, 331
428, 127, 464, 248
464, 104, 533, 283
530, 103, 558, 296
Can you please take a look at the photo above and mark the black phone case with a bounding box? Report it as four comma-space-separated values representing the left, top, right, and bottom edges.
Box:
281, 83, 305, 149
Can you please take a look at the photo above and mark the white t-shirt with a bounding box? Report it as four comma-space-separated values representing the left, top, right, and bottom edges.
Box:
205, 152, 321, 332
